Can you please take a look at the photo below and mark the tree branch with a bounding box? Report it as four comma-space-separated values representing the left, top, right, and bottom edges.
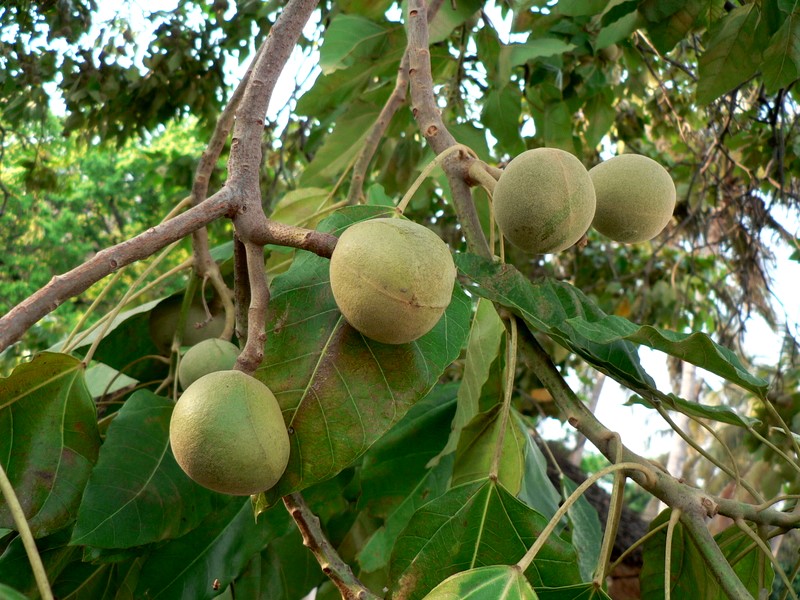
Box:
283, 493, 381, 600
0, 187, 235, 353
405, 0, 491, 258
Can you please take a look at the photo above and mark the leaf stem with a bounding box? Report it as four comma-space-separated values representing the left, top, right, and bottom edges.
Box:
664, 508, 682, 600
0, 462, 54, 600
734, 518, 798, 600
395, 143, 478, 215
516, 461, 655, 573
592, 434, 626, 585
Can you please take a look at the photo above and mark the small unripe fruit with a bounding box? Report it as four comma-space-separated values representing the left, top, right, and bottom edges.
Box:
148, 295, 226, 354
169, 370, 290, 496
493, 148, 596, 254
178, 338, 240, 390
329, 218, 456, 345
589, 153, 676, 243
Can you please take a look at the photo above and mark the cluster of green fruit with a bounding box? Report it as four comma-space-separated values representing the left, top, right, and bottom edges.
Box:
149, 300, 290, 497
494, 149, 676, 254
156, 148, 675, 498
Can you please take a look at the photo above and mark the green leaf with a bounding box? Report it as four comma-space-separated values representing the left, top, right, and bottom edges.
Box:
71, 390, 226, 549
233, 525, 325, 600
0, 353, 100, 537
390, 478, 581, 599
451, 404, 526, 494
421, 564, 539, 599
51, 558, 144, 600
532, 101, 575, 151
562, 315, 768, 399
300, 104, 381, 186
762, 13, 800, 92
359, 383, 458, 519
428, 0, 483, 44
556, 0, 609, 17
639, 0, 688, 22
507, 39, 577, 67
535, 582, 613, 598
259, 206, 471, 502
455, 254, 656, 399
640, 511, 773, 599
516, 414, 561, 519
455, 254, 767, 406
596, 11, 644, 49
560, 476, 602, 582
582, 91, 616, 149
134, 499, 291, 600
644, 1, 711, 53
319, 15, 391, 75
0, 526, 79, 596
437, 297, 505, 460
696, 4, 766, 104
0, 584, 28, 600
357, 454, 454, 573
269, 187, 333, 229
482, 85, 525, 156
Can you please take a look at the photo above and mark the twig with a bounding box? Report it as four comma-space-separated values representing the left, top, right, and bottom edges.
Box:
664, 508, 682, 600
490, 317, 517, 479
346, 52, 411, 205
283, 493, 381, 600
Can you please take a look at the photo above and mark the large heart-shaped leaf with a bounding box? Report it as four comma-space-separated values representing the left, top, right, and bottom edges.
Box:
0, 352, 100, 537
259, 206, 471, 501
536, 582, 612, 599
390, 478, 581, 599
71, 390, 227, 548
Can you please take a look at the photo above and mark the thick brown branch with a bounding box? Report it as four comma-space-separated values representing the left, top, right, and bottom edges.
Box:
283, 493, 381, 600
0, 188, 236, 353
405, 0, 491, 258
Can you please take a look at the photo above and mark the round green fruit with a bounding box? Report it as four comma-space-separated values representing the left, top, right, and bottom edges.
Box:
589, 153, 676, 243
148, 295, 226, 354
329, 217, 456, 345
169, 370, 290, 496
178, 338, 240, 390
493, 148, 596, 254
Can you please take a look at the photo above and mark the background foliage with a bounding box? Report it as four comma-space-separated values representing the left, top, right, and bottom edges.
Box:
2, 0, 800, 599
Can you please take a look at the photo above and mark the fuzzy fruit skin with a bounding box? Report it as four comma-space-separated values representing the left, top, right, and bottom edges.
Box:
169, 370, 290, 496
589, 153, 676, 243
178, 338, 240, 390
329, 218, 456, 345
148, 295, 226, 354
493, 148, 596, 254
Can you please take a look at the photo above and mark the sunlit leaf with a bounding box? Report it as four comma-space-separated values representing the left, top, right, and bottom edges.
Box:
421, 565, 538, 599
506, 39, 577, 67
481, 85, 525, 157
259, 206, 471, 502
451, 404, 526, 494
71, 390, 226, 549
437, 297, 505, 461
429, 0, 483, 44
535, 582, 612, 599
319, 14, 392, 75
390, 478, 581, 599
0, 353, 100, 537
269, 187, 333, 229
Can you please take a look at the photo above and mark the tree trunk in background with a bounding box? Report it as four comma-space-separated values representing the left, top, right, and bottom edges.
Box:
646, 361, 702, 519
569, 372, 606, 466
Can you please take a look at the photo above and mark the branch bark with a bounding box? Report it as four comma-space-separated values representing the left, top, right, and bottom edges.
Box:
405, 0, 491, 258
